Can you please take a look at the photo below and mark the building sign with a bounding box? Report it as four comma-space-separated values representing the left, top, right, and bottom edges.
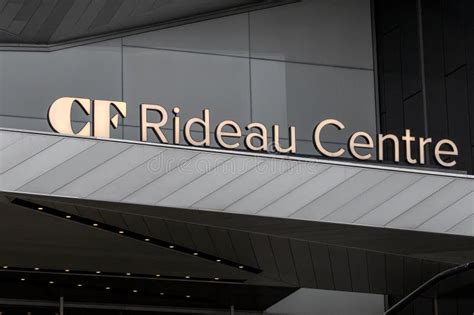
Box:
48, 97, 459, 168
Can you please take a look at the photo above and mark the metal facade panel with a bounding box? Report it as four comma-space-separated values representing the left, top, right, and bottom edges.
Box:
160, 156, 259, 209
386, 179, 474, 229
323, 173, 422, 223
19, 141, 129, 194
54, 145, 160, 198
0, 133, 60, 173
0, 138, 94, 190
418, 192, 473, 233
226, 162, 324, 214
194, 159, 292, 211
355, 176, 453, 226
292, 169, 390, 220
266, 166, 359, 218
88, 149, 197, 202
0, 130, 472, 238
123, 153, 229, 205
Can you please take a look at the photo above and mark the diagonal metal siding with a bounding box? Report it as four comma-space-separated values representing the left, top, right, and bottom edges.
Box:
1, 129, 473, 237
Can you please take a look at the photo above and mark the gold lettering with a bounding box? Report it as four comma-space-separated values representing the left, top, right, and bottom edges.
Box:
48, 97, 91, 136
434, 139, 458, 167
140, 104, 168, 143
184, 109, 210, 147
349, 131, 373, 160
313, 119, 345, 157
216, 120, 241, 149
93, 100, 127, 138
402, 129, 417, 164
245, 123, 268, 151
273, 125, 296, 154
173, 107, 181, 144
419, 137, 432, 164
377, 134, 400, 162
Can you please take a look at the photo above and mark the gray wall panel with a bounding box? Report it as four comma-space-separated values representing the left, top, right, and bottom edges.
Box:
123, 13, 249, 57
122, 47, 251, 129
250, 0, 373, 69
251, 59, 376, 143
0, 39, 122, 119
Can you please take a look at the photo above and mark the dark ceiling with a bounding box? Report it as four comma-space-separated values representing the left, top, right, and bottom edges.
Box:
0, 0, 296, 46
0, 192, 473, 313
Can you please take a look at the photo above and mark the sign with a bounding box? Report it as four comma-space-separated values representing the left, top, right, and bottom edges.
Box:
48, 97, 459, 168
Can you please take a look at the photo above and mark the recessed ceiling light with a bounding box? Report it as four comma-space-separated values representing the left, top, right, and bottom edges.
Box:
105, 287, 111, 290
49, 281, 54, 284
2, 266, 8, 269
34, 267, 39, 271
20, 278, 25, 281
155, 274, 160, 277
37, 207, 43, 210
126, 272, 131, 276
214, 277, 219, 280
185, 275, 190, 279
238, 266, 244, 269
144, 238, 150, 242
119, 231, 124, 234
133, 289, 138, 293
169, 245, 174, 249
160, 292, 164, 296
216, 259, 221, 262
186, 295, 191, 298
77, 284, 82, 287
93, 223, 98, 227
66, 215, 71, 219
193, 252, 198, 256
64, 269, 70, 272
96, 271, 101, 274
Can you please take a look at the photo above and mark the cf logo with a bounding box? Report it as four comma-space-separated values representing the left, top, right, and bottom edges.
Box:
48, 97, 127, 138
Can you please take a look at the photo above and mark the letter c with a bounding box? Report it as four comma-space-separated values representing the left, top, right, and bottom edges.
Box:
48, 97, 91, 136
313, 119, 345, 157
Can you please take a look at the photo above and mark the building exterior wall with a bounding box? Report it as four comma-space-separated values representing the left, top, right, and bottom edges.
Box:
0, 0, 376, 159
0, 1, 472, 314
375, 0, 474, 174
